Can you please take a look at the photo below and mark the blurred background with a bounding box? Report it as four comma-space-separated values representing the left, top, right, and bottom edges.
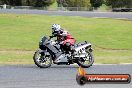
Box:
0, 0, 132, 12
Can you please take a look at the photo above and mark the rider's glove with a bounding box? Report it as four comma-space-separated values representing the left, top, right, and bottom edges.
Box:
49, 36, 54, 38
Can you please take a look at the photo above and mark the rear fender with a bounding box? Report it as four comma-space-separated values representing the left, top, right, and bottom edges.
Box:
75, 43, 91, 52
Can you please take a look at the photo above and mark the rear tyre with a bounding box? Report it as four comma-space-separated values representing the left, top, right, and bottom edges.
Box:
33, 49, 52, 68
77, 51, 94, 68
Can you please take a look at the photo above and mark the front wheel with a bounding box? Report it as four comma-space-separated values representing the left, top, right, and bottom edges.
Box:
77, 51, 94, 68
33, 49, 52, 68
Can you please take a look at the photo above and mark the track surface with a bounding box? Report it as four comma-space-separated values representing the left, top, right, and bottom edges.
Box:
0, 64, 132, 88
0, 9, 132, 19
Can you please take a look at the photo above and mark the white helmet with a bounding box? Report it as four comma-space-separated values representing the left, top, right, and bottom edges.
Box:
51, 24, 61, 31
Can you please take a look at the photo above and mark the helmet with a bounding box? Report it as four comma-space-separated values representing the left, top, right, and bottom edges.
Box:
51, 24, 61, 31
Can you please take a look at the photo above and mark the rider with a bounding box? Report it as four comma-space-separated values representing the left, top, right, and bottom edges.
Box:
50, 24, 76, 52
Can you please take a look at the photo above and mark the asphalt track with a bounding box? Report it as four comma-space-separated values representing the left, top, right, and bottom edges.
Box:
0, 9, 132, 19
0, 64, 132, 88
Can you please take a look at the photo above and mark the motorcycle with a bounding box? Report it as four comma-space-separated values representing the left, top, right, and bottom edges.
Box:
33, 36, 94, 68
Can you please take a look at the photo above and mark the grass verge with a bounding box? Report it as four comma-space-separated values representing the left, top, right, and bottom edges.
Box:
0, 14, 132, 65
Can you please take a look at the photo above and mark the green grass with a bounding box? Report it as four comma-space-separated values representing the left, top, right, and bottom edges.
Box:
0, 14, 132, 64
0, 51, 33, 65
94, 50, 132, 64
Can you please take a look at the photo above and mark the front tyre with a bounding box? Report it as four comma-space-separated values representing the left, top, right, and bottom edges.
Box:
33, 49, 52, 68
77, 52, 94, 68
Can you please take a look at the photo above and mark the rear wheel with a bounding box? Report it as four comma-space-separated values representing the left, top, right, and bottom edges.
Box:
77, 51, 94, 68
33, 49, 52, 68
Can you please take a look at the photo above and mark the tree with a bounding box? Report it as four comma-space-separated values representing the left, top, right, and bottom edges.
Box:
0, 0, 55, 7
60, 0, 91, 7
121, 0, 132, 8
0, 0, 21, 6
57, 0, 65, 7
0, 0, 4, 4
105, 0, 132, 8
90, 0, 103, 9
35, 0, 55, 7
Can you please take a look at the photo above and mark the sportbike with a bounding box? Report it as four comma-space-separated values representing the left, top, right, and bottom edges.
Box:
33, 36, 94, 68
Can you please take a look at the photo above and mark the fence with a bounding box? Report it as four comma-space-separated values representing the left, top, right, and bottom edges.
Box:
0, 5, 93, 11
2, 5, 132, 12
